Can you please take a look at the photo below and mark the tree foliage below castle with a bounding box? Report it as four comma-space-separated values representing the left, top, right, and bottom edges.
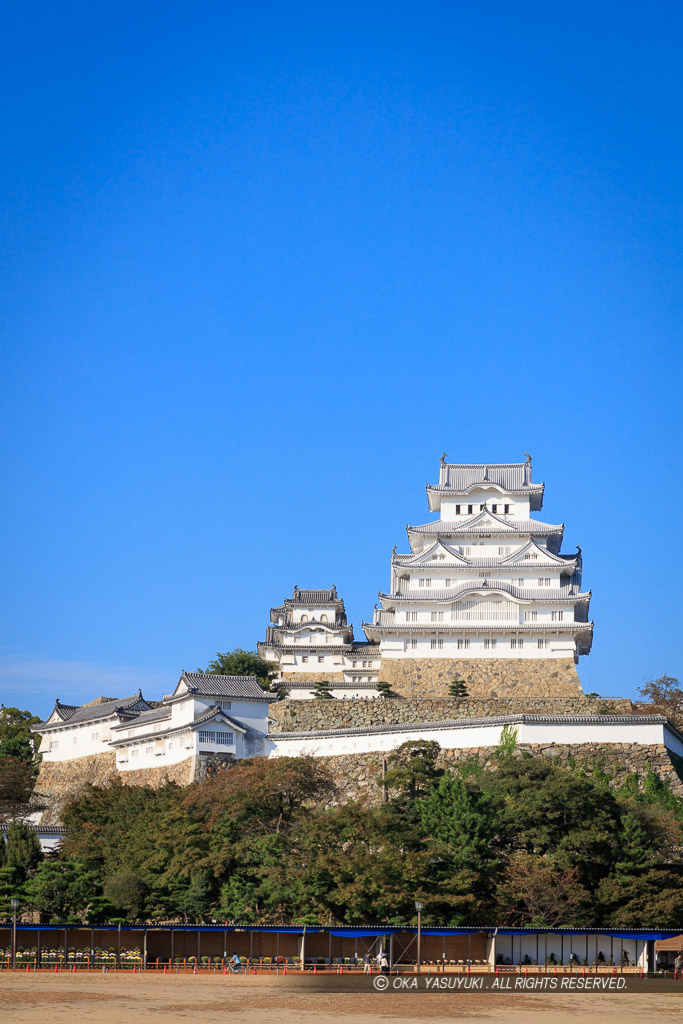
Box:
13, 742, 677, 928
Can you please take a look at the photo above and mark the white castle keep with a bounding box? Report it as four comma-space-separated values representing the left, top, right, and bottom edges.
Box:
40, 455, 683, 796
260, 456, 593, 697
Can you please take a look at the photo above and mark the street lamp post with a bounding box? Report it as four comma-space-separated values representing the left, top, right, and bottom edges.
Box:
11, 898, 20, 971
415, 900, 424, 975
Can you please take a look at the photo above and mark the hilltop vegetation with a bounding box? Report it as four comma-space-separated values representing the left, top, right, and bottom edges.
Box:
3, 740, 683, 927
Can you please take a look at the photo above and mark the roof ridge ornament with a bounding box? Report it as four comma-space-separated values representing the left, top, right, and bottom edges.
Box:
440, 452, 447, 466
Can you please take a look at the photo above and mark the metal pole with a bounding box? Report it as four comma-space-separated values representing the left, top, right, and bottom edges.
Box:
11, 907, 17, 971
417, 910, 421, 974
301, 926, 306, 971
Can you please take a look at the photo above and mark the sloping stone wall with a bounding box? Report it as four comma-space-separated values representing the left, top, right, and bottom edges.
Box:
319, 743, 683, 805
377, 657, 583, 697
269, 696, 635, 732
34, 754, 196, 823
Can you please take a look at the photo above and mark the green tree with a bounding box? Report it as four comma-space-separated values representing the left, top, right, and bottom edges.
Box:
0, 707, 41, 762
418, 772, 494, 873
310, 680, 334, 699
0, 865, 25, 918
384, 741, 443, 804
219, 876, 259, 923
205, 649, 277, 690
172, 869, 213, 923
448, 679, 469, 698
4, 821, 42, 879
24, 860, 98, 923
103, 871, 149, 919
376, 681, 397, 698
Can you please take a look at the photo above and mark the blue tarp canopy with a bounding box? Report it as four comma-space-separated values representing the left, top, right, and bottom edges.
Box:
497, 930, 679, 940
328, 928, 398, 938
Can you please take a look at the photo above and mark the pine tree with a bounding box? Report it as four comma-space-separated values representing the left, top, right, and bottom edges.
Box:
448, 679, 469, 698
4, 821, 42, 879
310, 680, 334, 699
376, 681, 397, 698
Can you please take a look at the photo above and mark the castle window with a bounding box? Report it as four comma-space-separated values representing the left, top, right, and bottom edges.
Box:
131, 749, 138, 757
457, 638, 470, 650
302, 656, 308, 663
418, 578, 431, 587
504, 504, 511, 514
431, 638, 444, 650
445, 578, 451, 587
480, 503, 486, 511
318, 656, 324, 663
218, 700, 232, 711
431, 611, 444, 622
518, 579, 525, 587
552, 611, 564, 622
537, 639, 547, 649
455, 504, 461, 514
411, 638, 418, 650
524, 611, 537, 622
484, 638, 497, 650
510, 638, 524, 649
538, 578, 551, 587
320, 614, 328, 622
492, 504, 498, 513
91, 732, 99, 741
146, 746, 153, 755
498, 546, 511, 556
301, 615, 308, 622
467, 504, 473, 514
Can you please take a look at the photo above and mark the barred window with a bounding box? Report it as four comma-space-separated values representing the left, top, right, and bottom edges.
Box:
430, 638, 444, 650
198, 730, 235, 746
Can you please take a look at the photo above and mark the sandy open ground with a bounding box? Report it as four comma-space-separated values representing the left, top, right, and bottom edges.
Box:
0, 974, 681, 1024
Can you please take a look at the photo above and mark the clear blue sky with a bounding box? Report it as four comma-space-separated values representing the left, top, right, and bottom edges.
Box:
2, 1, 682, 716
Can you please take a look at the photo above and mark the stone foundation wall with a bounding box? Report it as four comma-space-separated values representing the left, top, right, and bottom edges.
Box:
319, 743, 683, 805
377, 657, 583, 697
34, 754, 196, 823
269, 695, 634, 732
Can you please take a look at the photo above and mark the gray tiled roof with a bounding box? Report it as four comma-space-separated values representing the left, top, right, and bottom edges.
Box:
438, 463, 535, 491
269, 713, 672, 743
380, 583, 590, 603
408, 516, 563, 536
179, 672, 273, 701
39, 694, 150, 728
110, 705, 172, 731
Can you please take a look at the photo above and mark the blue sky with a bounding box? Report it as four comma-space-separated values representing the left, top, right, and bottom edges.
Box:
1, 2, 682, 716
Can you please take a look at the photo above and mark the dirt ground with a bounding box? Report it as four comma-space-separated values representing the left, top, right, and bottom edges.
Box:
0, 973, 681, 1024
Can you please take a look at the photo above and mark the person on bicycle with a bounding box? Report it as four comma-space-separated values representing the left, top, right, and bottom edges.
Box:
229, 952, 243, 972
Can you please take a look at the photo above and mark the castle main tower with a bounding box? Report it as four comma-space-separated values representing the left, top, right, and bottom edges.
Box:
363, 456, 593, 697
